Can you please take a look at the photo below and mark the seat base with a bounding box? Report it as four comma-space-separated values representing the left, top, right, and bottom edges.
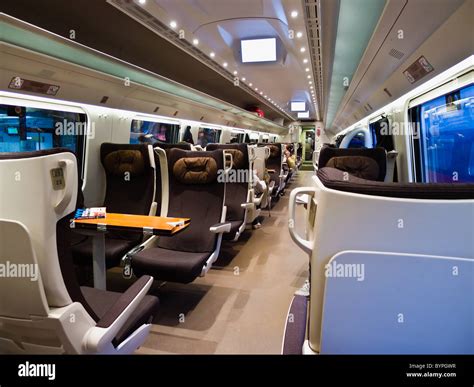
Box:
132, 247, 212, 283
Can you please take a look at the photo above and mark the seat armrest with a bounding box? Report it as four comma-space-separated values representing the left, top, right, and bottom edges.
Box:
97, 275, 153, 328
241, 202, 254, 209
210, 222, 232, 233
83, 276, 154, 353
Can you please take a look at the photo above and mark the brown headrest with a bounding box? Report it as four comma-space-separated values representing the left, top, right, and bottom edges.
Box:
225, 149, 245, 169
103, 150, 145, 176
268, 145, 280, 158
326, 156, 380, 181
173, 157, 218, 184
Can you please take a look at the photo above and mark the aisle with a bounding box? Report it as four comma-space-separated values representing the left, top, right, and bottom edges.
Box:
134, 171, 314, 354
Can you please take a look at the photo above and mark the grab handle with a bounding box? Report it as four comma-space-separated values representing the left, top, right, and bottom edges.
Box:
288, 187, 317, 255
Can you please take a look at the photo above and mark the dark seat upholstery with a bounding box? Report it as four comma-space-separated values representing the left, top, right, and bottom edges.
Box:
132, 149, 227, 283
72, 143, 156, 268
130, 248, 211, 284
318, 167, 474, 199
259, 143, 285, 197
318, 145, 387, 181
207, 143, 249, 240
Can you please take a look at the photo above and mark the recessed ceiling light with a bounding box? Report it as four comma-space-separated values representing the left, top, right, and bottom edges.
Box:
210, 52, 215, 58
242, 77, 246, 81
260, 91, 263, 95
305, 68, 310, 72
138, 0, 146, 4
296, 32, 303, 38
170, 21, 177, 29
309, 81, 313, 85
300, 47, 306, 53
307, 75, 311, 79
291, 10, 298, 18
233, 70, 238, 75
303, 59, 308, 64
193, 38, 199, 45
223, 62, 228, 67
310, 86, 314, 89
255, 87, 258, 91
249, 83, 253, 86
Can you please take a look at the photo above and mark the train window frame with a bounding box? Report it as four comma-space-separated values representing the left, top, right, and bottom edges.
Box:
369, 115, 395, 151
0, 102, 87, 179
408, 82, 474, 183
196, 127, 222, 147
129, 118, 180, 145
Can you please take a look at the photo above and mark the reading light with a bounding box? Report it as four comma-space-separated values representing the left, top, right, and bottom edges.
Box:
291, 10, 298, 18
210, 52, 215, 58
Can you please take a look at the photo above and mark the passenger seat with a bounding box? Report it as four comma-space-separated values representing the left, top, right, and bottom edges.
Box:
131, 148, 231, 283
72, 143, 157, 268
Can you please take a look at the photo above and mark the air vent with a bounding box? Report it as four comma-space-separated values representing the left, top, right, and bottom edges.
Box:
173, 111, 178, 116
200, 116, 204, 121
366, 103, 373, 110
388, 48, 405, 60
153, 106, 160, 113
383, 88, 392, 98
100, 96, 109, 104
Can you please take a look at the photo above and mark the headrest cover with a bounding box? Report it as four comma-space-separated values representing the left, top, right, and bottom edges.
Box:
173, 157, 218, 184
103, 150, 145, 176
268, 145, 280, 158
326, 156, 379, 180
226, 149, 245, 169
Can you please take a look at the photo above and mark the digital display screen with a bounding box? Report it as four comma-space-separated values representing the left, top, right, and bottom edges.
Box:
241, 38, 277, 63
291, 102, 306, 112
297, 111, 310, 119
7, 127, 18, 135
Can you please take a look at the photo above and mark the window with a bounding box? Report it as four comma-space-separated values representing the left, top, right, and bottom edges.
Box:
369, 116, 394, 150
196, 127, 221, 147
0, 104, 87, 176
348, 131, 366, 148
228, 132, 244, 144
410, 83, 474, 183
130, 120, 180, 145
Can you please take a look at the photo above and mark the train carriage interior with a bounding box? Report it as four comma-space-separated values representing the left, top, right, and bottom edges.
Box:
0, 0, 473, 382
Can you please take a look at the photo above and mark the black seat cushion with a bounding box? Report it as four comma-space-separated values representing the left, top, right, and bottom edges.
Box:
81, 286, 159, 347
318, 167, 474, 199
132, 247, 211, 284
72, 236, 138, 268
223, 220, 245, 240
318, 146, 387, 181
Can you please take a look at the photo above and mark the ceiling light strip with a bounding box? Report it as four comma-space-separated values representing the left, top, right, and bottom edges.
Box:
107, 0, 294, 121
